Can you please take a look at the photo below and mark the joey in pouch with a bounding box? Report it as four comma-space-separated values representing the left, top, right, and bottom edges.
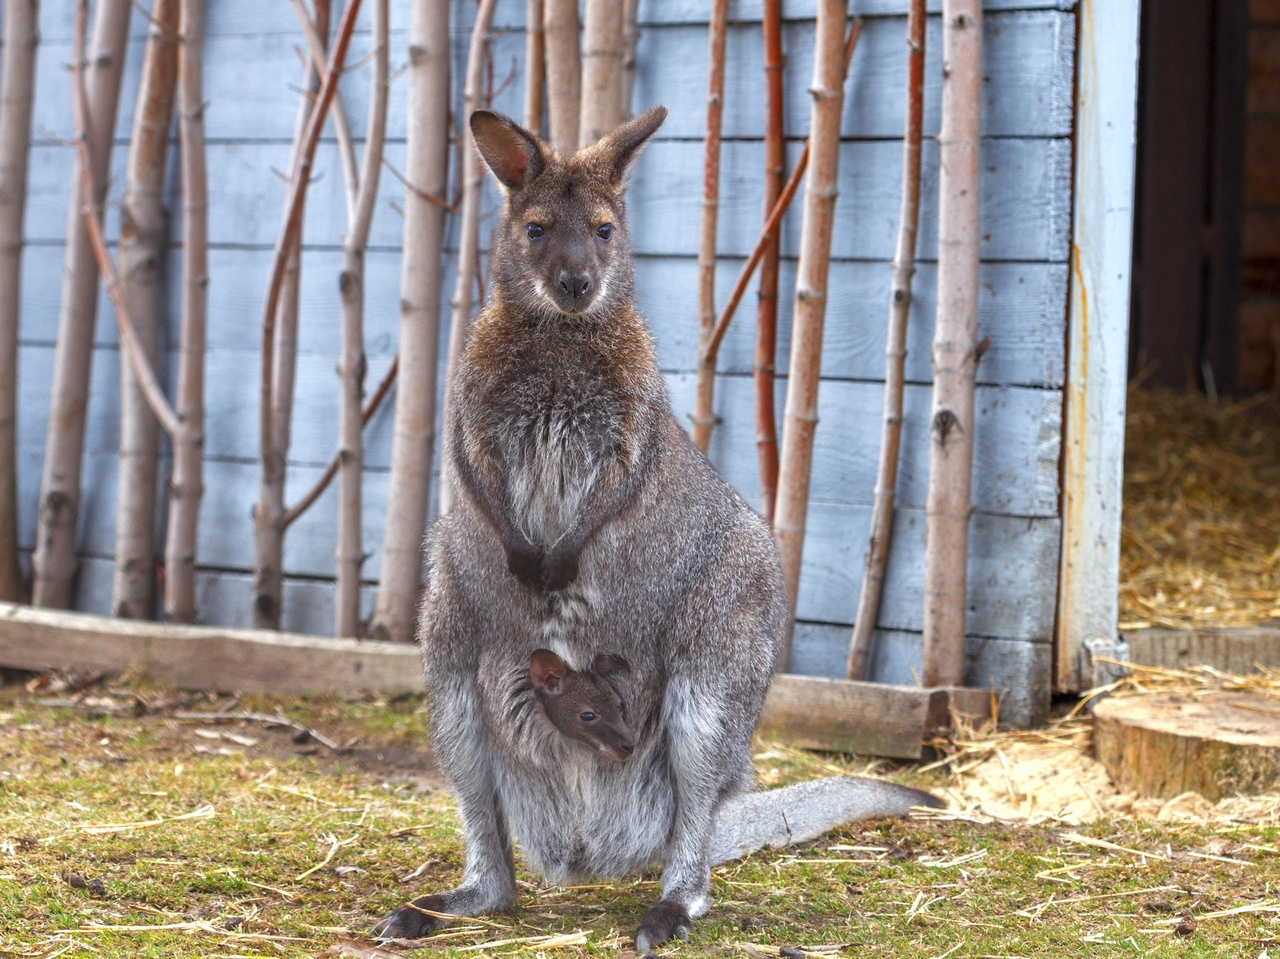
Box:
371, 107, 941, 952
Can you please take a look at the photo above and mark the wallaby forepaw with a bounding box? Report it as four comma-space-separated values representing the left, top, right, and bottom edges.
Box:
371, 894, 451, 940
635, 900, 693, 953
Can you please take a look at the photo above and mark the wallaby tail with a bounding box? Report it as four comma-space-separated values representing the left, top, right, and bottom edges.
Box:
709, 776, 943, 865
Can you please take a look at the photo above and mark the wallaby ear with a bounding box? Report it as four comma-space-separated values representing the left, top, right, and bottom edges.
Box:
529, 649, 566, 695
470, 110, 546, 190
593, 105, 667, 187
593, 653, 631, 677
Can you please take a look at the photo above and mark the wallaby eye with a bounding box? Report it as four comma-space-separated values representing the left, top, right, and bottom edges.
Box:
596, 223, 613, 241
526, 223, 545, 240
579, 711, 597, 723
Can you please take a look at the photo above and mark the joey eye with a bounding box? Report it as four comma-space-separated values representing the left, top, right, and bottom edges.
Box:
526, 223, 545, 239
596, 223, 613, 241
579, 711, 597, 723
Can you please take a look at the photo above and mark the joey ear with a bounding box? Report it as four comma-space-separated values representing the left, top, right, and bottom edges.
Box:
529, 649, 566, 695
594, 105, 667, 186
592, 653, 631, 677
470, 110, 546, 190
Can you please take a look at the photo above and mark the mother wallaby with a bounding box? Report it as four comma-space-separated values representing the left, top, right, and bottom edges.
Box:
372, 107, 937, 951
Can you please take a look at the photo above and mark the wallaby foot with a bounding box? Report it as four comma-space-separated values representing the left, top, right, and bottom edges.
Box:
634, 899, 693, 953
371, 893, 452, 940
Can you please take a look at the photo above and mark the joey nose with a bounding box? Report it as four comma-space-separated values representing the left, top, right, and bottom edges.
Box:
558, 271, 591, 299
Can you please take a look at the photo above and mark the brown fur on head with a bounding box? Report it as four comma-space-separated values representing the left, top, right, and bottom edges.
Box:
469, 106, 667, 320
529, 649, 636, 761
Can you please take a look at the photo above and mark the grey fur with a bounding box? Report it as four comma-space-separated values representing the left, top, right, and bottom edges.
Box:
370, 107, 941, 950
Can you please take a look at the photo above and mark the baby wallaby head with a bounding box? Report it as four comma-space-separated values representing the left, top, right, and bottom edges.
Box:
529, 649, 636, 761
469, 106, 666, 320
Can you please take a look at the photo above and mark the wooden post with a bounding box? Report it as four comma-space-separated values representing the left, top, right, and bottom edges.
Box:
847, 0, 926, 680
163, 0, 210, 623
0, 0, 40, 602
370, 0, 451, 644
755, 0, 785, 523
438, 0, 498, 516
543, 0, 580, 155
620, 0, 640, 118
524, 0, 545, 133
32, 0, 132, 609
773, 0, 852, 670
1055, 0, 1140, 691
921, 0, 982, 688
691, 0, 730, 454
112, 0, 180, 620
252, 0, 363, 626
335, 0, 390, 637
579, 0, 625, 146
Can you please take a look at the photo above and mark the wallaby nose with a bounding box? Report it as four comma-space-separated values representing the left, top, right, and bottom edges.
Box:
558, 271, 591, 299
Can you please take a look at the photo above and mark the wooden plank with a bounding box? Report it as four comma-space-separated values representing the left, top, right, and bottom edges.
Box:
791, 506, 1060, 639
18, 245, 1068, 389
637, 12, 1075, 140
0, 602, 425, 696
33, 13, 1071, 145
641, 258, 1069, 388
670, 375, 1063, 518
790, 623, 1050, 727
1124, 627, 1280, 675
759, 675, 951, 759
29, 0, 1079, 42
1055, 0, 1140, 692
21, 136, 1073, 264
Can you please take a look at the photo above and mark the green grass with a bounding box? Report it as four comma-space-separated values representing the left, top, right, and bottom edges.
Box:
2, 679, 1278, 957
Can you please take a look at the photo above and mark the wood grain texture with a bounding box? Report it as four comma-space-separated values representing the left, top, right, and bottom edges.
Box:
0, 601, 424, 696
1124, 627, 1280, 675
759, 674, 981, 759
1094, 691, 1280, 800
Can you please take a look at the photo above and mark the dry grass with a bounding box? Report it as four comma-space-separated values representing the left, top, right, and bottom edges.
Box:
1120, 386, 1280, 630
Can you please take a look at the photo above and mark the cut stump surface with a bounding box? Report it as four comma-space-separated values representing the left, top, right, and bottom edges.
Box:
1094, 691, 1280, 801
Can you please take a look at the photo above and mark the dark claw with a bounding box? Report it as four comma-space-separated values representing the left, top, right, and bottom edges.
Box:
371, 894, 451, 940
635, 899, 693, 953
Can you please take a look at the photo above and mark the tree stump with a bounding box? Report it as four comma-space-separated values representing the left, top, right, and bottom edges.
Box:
1094, 691, 1280, 801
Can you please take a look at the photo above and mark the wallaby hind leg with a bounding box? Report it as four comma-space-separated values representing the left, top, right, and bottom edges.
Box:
372, 672, 518, 939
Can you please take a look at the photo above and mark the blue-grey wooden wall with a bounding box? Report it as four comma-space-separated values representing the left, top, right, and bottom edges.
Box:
11, 0, 1075, 725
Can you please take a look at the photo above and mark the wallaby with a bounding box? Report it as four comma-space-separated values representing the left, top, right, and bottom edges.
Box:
529, 649, 636, 762
371, 106, 942, 952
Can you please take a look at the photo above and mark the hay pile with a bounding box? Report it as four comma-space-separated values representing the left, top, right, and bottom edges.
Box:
1119, 387, 1280, 630
934, 664, 1280, 825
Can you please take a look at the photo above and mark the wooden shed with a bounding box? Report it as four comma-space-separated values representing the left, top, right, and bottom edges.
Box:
3, 0, 1139, 732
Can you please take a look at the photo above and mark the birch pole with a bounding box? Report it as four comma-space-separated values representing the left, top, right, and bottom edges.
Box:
252, 0, 362, 627
32, 0, 132, 609
755, 0, 784, 521
524, 0, 544, 133
335, 0, 390, 638
690, 0, 730, 454
620, 0, 640, 118
438, 0, 498, 516
921, 0, 982, 688
847, 0, 926, 680
163, 0, 209, 623
370, 0, 451, 643
543, 0, 580, 155
112, 0, 180, 619
0, 0, 39, 602
772, 0, 852, 670
579, 0, 624, 147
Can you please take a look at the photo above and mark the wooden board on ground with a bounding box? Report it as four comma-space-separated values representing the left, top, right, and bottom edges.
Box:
759, 675, 993, 760
1094, 691, 1280, 800
1124, 627, 1280, 675
0, 603, 992, 758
